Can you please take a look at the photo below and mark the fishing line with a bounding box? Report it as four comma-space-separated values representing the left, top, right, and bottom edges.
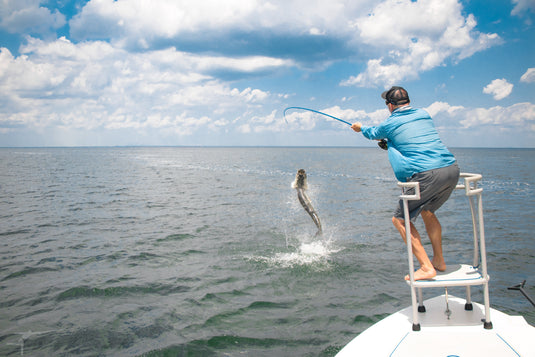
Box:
283, 106, 388, 150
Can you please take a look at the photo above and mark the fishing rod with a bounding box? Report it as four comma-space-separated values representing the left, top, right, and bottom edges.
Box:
283, 106, 388, 150
283, 106, 352, 126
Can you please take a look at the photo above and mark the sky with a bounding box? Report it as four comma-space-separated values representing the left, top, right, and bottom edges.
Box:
0, 0, 534, 147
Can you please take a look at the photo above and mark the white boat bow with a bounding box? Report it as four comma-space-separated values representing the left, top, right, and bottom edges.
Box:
336, 294, 535, 356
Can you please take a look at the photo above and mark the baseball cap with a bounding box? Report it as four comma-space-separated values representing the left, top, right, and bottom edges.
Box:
381, 86, 410, 105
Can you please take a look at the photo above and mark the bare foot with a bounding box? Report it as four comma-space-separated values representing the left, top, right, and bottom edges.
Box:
405, 267, 437, 281
432, 258, 446, 272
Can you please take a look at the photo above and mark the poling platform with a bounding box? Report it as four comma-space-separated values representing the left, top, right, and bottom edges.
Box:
336, 172, 535, 356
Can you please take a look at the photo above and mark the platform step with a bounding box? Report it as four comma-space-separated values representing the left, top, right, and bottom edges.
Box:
406, 264, 489, 288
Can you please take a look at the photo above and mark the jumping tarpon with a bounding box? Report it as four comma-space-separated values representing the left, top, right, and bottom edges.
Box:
292, 169, 322, 236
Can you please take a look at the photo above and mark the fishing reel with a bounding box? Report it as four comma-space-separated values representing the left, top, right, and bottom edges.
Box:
378, 139, 388, 150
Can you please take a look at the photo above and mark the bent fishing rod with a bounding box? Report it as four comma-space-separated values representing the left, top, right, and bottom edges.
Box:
283, 106, 352, 126
283, 106, 387, 150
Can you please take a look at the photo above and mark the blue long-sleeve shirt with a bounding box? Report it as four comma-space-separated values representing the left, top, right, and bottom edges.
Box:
361, 107, 456, 182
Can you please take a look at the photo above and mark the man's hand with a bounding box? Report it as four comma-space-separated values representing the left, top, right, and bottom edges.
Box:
351, 122, 362, 132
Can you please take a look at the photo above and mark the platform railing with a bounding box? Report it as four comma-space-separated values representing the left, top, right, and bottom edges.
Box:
399, 172, 492, 331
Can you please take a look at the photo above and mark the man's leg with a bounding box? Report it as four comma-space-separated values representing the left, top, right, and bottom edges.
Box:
421, 210, 446, 271
392, 216, 437, 280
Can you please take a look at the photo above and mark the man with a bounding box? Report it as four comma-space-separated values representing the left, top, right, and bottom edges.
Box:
351, 86, 460, 281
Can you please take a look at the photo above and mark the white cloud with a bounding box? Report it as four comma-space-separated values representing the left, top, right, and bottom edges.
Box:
426, 101, 535, 147
278, 110, 317, 132
237, 123, 252, 134
65, 0, 501, 91
0, 37, 280, 138
424, 101, 465, 117
483, 79, 514, 100
421, 101, 535, 132
0, 0, 66, 35
343, 0, 500, 87
511, 0, 535, 23
458, 103, 535, 129
511, 0, 535, 14
69, 0, 260, 44
520, 68, 535, 83
0, 0, 529, 147
324, 106, 369, 122
197, 56, 294, 74
68, 0, 373, 47
249, 110, 285, 133
341, 58, 415, 88
231, 87, 270, 103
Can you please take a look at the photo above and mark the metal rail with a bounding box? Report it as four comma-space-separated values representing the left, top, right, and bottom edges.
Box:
399, 172, 492, 330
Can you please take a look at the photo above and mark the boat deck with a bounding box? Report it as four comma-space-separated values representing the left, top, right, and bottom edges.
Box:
336, 295, 535, 356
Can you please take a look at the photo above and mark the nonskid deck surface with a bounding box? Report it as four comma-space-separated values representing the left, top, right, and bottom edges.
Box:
336, 295, 535, 357
406, 264, 487, 288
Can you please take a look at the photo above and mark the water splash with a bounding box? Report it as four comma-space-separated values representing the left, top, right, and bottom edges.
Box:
247, 235, 340, 269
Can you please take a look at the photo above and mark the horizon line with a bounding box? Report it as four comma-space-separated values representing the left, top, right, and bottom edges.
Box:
1, 145, 534, 150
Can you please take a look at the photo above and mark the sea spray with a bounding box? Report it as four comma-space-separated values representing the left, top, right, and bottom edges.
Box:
246, 232, 340, 270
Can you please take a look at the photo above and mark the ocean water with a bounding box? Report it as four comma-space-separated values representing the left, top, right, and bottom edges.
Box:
0, 147, 534, 356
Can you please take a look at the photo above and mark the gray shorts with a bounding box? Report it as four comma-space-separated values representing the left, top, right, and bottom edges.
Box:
394, 163, 460, 221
